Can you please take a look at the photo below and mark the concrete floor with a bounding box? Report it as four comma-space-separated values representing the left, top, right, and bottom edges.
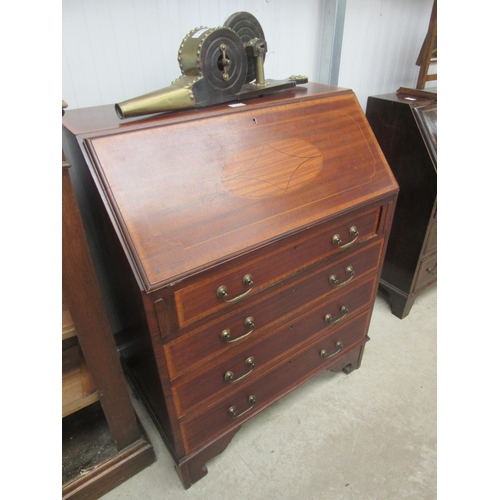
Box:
102, 286, 437, 500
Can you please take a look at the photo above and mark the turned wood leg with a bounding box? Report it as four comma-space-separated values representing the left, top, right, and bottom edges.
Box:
174, 426, 241, 489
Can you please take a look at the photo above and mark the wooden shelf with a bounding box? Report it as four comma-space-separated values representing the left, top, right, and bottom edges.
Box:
62, 300, 77, 341
62, 299, 99, 417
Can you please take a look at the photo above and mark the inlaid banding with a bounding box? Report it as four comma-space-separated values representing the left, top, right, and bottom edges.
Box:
222, 139, 323, 198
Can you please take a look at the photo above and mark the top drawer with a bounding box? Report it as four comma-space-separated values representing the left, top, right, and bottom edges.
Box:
174, 206, 381, 328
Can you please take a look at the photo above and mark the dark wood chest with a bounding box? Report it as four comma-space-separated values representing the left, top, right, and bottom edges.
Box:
366, 89, 437, 318
63, 83, 398, 488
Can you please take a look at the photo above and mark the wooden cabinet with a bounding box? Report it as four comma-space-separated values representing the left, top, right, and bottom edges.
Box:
366, 88, 437, 318
62, 83, 398, 489
62, 151, 155, 499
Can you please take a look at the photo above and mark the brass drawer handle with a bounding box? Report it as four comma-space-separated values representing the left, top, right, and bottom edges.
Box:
320, 340, 343, 359
329, 266, 355, 287
426, 264, 437, 275
217, 274, 254, 303
332, 226, 359, 249
221, 317, 255, 343
224, 357, 255, 383
324, 305, 349, 325
228, 395, 257, 419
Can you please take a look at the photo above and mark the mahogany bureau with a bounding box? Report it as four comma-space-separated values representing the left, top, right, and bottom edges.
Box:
366, 89, 437, 318
62, 83, 398, 489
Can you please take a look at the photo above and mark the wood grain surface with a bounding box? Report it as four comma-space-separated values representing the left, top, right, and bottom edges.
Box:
76, 88, 396, 290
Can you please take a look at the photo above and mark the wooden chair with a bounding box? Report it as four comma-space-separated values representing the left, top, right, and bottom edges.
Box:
416, 0, 437, 90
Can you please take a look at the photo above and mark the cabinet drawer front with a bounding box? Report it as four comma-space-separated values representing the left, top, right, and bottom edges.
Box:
173, 206, 381, 328
423, 220, 437, 255
171, 276, 377, 416
180, 310, 372, 454
414, 253, 437, 291
165, 240, 384, 378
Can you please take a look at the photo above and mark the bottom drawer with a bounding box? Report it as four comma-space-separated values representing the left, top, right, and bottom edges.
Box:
180, 309, 372, 454
414, 252, 437, 291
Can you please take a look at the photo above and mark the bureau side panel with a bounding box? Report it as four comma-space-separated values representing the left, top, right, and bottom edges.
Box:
366, 97, 436, 293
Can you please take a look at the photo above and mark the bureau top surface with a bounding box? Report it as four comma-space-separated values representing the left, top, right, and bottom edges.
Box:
64, 83, 398, 292
369, 89, 437, 107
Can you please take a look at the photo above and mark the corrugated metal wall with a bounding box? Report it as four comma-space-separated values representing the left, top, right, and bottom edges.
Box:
338, 0, 435, 110
62, 0, 326, 109
62, 0, 435, 112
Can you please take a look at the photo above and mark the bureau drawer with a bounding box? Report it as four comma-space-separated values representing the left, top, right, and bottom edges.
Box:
423, 220, 437, 255
174, 206, 381, 328
171, 276, 377, 416
179, 309, 372, 454
414, 252, 437, 291
164, 240, 384, 378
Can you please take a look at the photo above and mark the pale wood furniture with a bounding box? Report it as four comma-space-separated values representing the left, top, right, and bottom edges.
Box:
416, 0, 437, 90
62, 83, 398, 489
62, 298, 99, 417
366, 88, 437, 318
62, 146, 155, 499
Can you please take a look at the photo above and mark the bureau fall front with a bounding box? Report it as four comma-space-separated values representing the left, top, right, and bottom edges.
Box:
62, 83, 398, 489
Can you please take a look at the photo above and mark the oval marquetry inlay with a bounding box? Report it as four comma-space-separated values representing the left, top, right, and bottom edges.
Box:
222, 139, 323, 198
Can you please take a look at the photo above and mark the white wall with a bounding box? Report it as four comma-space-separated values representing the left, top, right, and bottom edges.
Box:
338, 0, 435, 111
62, 0, 326, 109
62, 0, 435, 112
